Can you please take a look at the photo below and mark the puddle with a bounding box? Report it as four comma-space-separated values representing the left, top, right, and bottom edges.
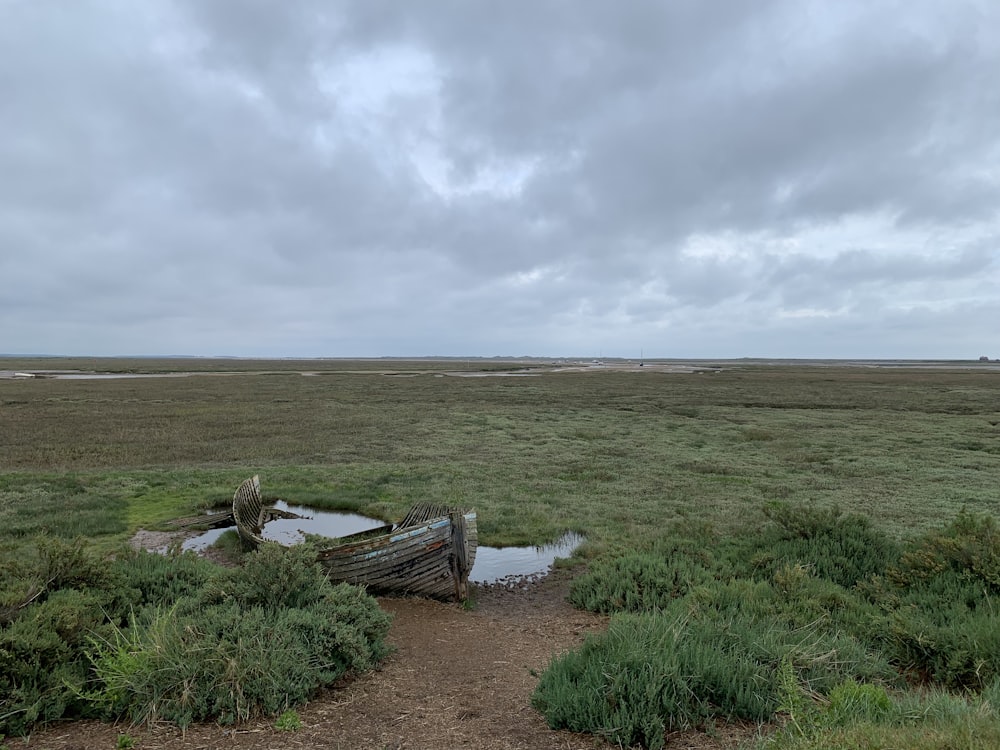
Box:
0, 371, 198, 380
445, 370, 542, 377
469, 532, 585, 584
2, 371, 340, 380
182, 501, 386, 551
50, 373, 191, 379
181, 504, 585, 582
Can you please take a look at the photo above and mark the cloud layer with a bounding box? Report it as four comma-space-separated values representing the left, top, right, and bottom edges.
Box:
3, 1, 998, 357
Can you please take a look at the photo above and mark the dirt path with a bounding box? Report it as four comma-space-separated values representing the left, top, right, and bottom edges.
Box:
21, 574, 752, 750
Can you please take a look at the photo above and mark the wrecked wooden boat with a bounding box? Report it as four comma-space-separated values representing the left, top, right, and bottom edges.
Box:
232, 475, 478, 601
231, 474, 268, 547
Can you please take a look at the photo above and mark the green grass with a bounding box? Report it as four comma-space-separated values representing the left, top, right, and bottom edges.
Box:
1, 541, 392, 734
2, 360, 1000, 743
538, 506, 1000, 748
752, 682, 1000, 750
2, 363, 999, 547
274, 709, 303, 731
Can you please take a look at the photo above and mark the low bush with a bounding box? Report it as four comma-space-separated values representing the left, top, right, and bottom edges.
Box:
0, 538, 121, 735
874, 511, 1000, 689
534, 613, 765, 748
883, 596, 1000, 690
568, 551, 712, 613
756, 680, 1000, 749
751, 503, 900, 589
274, 709, 303, 731
87, 544, 392, 727
890, 510, 1000, 591
533, 595, 895, 750
0, 588, 112, 733
823, 679, 893, 726
0, 540, 392, 735
539, 506, 1000, 746
109, 548, 216, 613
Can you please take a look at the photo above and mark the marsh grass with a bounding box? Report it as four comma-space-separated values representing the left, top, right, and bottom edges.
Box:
0, 541, 391, 735
541, 505, 1000, 748
3, 364, 999, 547
2, 369, 997, 569
533, 605, 895, 748
86, 545, 392, 728
3, 361, 1000, 741
753, 682, 1000, 750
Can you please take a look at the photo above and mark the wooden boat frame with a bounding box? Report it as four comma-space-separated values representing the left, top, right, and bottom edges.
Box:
232, 475, 477, 601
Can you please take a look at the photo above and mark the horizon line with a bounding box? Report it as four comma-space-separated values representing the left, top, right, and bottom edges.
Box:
1, 354, 996, 363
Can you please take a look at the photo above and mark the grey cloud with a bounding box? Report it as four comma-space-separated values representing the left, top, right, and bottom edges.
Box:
2, 0, 998, 357
767, 247, 993, 288
754, 246, 996, 312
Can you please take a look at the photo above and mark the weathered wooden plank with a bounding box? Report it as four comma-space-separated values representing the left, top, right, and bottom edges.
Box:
321, 535, 451, 579
232, 474, 265, 549
230, 476, 478, 601
167, 511, 235, 530
319, 516, 477, 599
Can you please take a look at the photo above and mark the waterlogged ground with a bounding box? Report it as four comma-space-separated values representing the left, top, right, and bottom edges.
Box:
21, 571, 756, 750
179, 504, 587, 583
10, 361, 995, 747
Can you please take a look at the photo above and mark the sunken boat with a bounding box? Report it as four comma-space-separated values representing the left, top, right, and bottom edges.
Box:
232, 475, 478, 601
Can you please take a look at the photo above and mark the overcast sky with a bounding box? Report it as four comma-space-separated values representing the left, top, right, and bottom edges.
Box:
2, 1, 998, 359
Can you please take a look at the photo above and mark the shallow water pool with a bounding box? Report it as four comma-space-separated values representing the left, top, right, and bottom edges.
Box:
182, 504, 584, 582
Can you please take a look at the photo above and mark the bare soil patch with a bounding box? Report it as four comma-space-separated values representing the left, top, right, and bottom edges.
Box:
21, 571, 755, 750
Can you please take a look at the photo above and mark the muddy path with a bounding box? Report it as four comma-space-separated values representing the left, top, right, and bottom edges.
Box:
21, 573, 753, 750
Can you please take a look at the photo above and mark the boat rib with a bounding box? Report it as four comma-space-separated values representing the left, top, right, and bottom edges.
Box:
231, 476, 477, 601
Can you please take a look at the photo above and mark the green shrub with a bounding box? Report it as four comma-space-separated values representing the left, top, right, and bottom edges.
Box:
275, 709, 303, 731
1, 537, 110, 618
757, 503, 899, 589
684, 575, 893, 677
983, 677, 1000, 714
757, 683, 1000, 750
552, 508, 1000, 747
875, 512, 1000, 689
568, 551, 712, 613
87, 545, 392, 727
0, 538, 122, 736
886, 605, 1000, 689
775, 653, 815, 736
824, 679, 892, 726
763, 502, 845, 540
2, 538, 391, 735
108, 548, 216, 613
193, 543, 336, 611
889, 510, 1000, 593
534, 613, 763, 748
533, 598, 894, 750
755, 719, 1000, 750
0, 587, 113, 734
540, 505, 910, 747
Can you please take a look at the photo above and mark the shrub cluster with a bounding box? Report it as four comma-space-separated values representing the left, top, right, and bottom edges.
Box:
567, 550, 712, 613
756, 502, 901, 588
875, 511, 1000, 689
0, 540, 391, 735
1, 538, 120, 734
536, 506, 1000, 749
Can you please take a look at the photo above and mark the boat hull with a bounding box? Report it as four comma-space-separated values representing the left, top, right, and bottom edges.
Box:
316, 510, 478, 600
231, 476, 477, 601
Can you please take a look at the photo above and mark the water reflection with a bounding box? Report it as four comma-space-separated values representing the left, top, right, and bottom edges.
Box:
182, 504, 584, 581
182, 501, 386, 551
469, 532, 584, 584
